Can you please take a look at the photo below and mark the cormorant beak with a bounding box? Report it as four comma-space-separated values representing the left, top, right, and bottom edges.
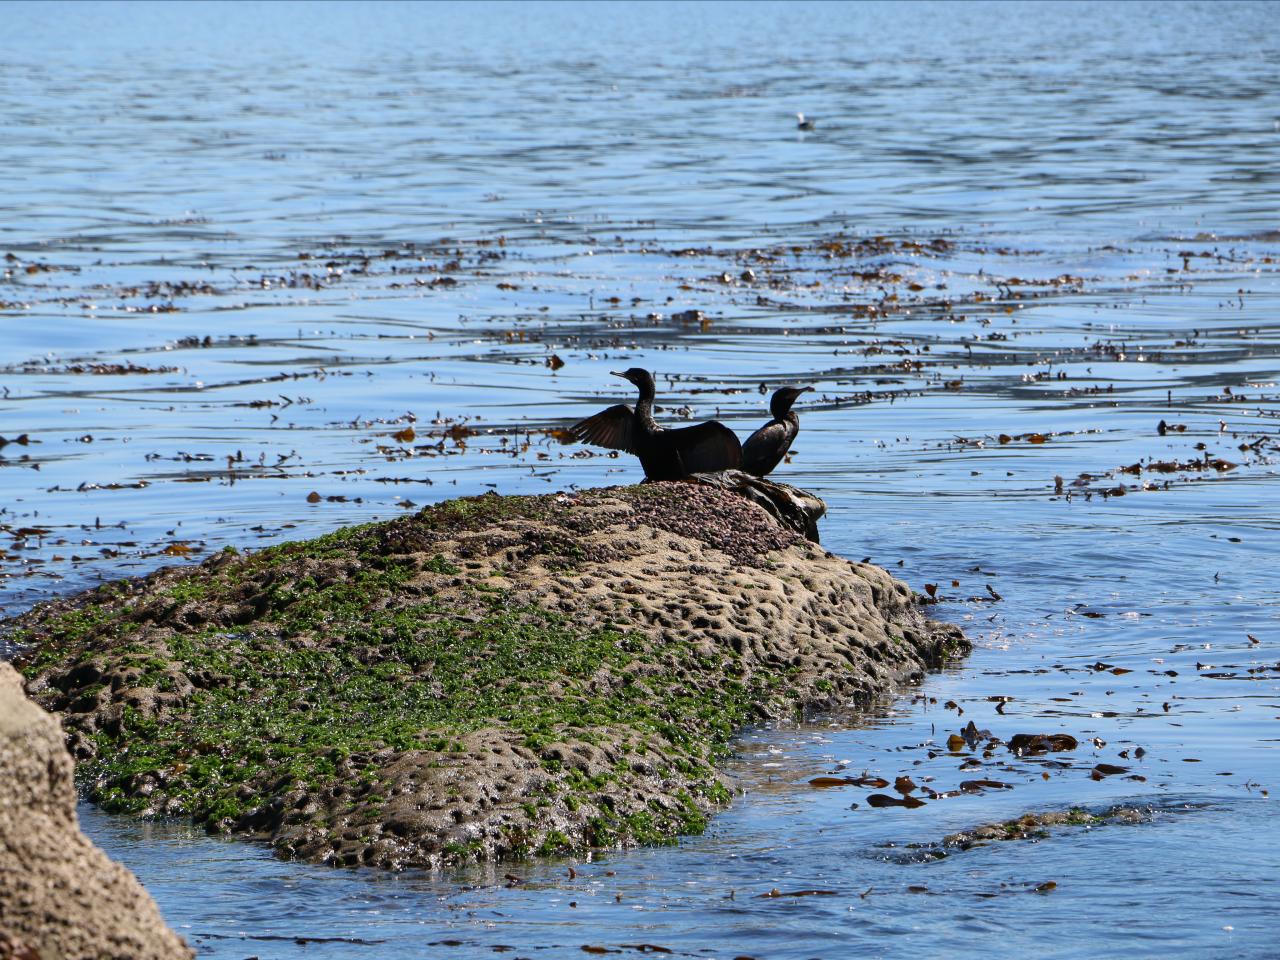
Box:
610, 370, 628, 379
800, 386, 814, 393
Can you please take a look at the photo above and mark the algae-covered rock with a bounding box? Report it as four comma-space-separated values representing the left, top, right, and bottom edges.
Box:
6, 482, 966, 871
0, 662, 193, 959
944, 806, 1151, 850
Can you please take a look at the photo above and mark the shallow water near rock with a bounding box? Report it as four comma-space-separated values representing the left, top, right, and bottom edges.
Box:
4, 1, 1279, 956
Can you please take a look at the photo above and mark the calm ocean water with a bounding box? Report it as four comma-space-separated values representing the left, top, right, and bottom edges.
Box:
3, 2, 1279, 957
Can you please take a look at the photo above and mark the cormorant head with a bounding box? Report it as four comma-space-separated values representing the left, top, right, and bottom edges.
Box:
770, 385, 812, 417
611, 368, 655, 394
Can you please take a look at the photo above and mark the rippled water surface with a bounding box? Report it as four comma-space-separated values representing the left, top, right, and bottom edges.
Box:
4, 2, 1280, 957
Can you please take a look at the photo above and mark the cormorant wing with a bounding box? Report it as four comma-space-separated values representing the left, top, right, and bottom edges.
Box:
571, 404, 636, 452
742, 420, 790, 476
668, 421, 743, 473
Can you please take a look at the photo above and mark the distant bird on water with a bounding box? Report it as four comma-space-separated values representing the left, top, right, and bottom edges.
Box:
742, 385, 812, 477
571, 368, 742, 481
796, 112, 816, 131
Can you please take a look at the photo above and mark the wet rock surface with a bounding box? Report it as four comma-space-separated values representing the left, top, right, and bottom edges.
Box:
0, 662, 193, 959
6, 482, 966, 871
944, 806, 1150, 850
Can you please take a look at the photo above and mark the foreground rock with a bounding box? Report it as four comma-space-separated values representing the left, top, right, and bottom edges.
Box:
8, 482, 966, 870
0, 662, 192, 959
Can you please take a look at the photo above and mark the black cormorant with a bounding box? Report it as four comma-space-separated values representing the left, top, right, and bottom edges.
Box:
571, 368, 742, 480
742, 385, 811, 477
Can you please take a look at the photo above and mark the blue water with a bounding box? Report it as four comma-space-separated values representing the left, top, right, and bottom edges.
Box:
4, 1, 1279, 957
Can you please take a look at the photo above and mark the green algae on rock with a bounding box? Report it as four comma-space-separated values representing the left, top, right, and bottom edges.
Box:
7, 482, 967, 870
944, 806, 1151, 850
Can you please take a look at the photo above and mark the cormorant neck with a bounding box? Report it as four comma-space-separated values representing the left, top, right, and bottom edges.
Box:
628, 373, 659, 431
635, 394, 656, 427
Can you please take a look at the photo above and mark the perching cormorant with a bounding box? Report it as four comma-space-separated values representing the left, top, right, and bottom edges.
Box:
571, 368, 742, 481
742, 385, 811, 477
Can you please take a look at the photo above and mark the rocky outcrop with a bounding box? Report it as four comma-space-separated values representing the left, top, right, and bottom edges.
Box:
8, 481, 966, 872
0, 662, 192, 960
686, 470, 827, 542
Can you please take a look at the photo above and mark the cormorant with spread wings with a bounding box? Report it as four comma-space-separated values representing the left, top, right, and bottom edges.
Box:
570, 368, 742, 481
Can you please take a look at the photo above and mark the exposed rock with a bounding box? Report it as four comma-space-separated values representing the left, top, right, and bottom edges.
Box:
686, 470, 826, 542
0, 662, 193, 959
944, 806, 1151, 850
7, 481, 966, 871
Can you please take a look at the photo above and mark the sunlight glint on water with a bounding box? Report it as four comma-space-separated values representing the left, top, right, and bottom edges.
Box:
3, 2, 1279, 957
